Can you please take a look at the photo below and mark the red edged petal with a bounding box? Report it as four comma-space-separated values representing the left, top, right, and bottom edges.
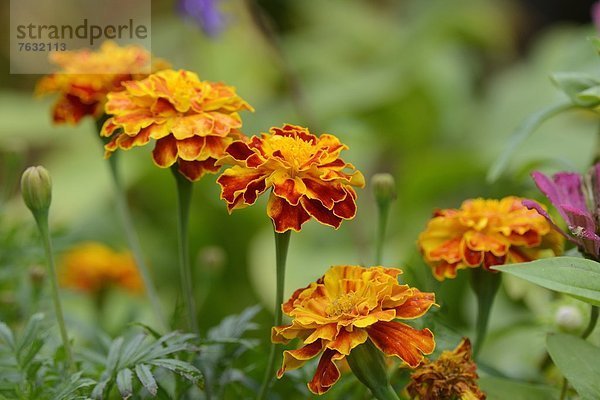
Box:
302, 178, 347, 209
367, 321, 435, 367
152, 135, 178, 167
273, 178, 305, 206
332, 188, 357, 219
277, 340, 323, 378
268, 194, 311, 232
300, 197, 343, 229
307, 349, 342, 395
178, 159, 220, 181
225, 140, 254, 161
217, 167, 266, 204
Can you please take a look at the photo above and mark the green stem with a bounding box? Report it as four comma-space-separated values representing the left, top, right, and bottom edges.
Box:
375, 202, 390, 265
470, 268, 501, 359
346, 340, 400, 400
559, 305, 599, 399
34, 211, 74, 372
257, 230, 291, 400
95, 120, 168, 332
172, 168, 198, 333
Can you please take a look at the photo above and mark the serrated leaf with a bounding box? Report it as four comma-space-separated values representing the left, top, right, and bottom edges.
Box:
106, 337, 124, 373
479, 376, 558, 400
147, 358, 203, 387
119, 334, 147, 367
135, 364, 157, 396
116, 368, 133, 399
18, 338, 43, 372
0, 323, 14, 351
493, 257, 600, 306
547, 333, 600, 400
91, 379, 109, 400
16, 314, 44, 359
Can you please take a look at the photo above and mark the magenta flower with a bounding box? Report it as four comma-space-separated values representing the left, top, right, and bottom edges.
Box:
524, 165, 600, 260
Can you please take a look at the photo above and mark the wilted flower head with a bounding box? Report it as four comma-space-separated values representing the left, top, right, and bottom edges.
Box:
178, 0, 225, 36
272, 265, 436, 394
217, 124, 365, 232
526, 166, 600, 260
418, 196, 563, 281
407, 338, 486, 400
60, 242, 143, 294
101, 69, 253, 181
36, 41, 166, 124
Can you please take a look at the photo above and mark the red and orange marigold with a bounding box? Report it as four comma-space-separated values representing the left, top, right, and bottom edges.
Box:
59, 242, 143, 294
407, 338, 486, 400
100, 69, 253, 181
36, 41, 166, 124
418, 196, 563, 281
216, 124, 365, 232
272, 265, 436, 395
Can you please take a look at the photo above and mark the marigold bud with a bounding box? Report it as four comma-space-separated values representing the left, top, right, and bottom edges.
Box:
21, 166, 52, 214
371, 173, 397, 207
555, 305, 584, 331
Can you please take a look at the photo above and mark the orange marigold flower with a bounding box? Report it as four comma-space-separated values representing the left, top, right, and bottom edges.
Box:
59, 242, 143, 294
272, 265, 436, 395
36, 41, 166, 125
101, 69, 253, 181
407, 338, 486, 400
216, 124, 365, 232
418, 196, 563, 281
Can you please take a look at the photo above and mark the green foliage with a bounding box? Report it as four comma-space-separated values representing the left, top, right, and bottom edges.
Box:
479, 376, 559, 400
0, 314, 94, 400
89, 330, 202, 399
494, 257, 600, 306
547, 333, 600, 400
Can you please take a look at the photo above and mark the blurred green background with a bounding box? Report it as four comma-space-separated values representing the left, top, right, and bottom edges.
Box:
1, 0, 600, 397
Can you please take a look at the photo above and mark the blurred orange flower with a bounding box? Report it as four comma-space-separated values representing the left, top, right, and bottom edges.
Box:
59, 242, 143, 294
407, 338, 486, 400
272, 265, 435, 394
216, 124, 364, 232
418, 197, 562, 281
36, 41, 166, 124
101, 69, 253, 181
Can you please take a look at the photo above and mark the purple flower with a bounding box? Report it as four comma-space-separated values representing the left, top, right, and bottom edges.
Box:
178, 0, 225, 37
524, 165, 600, 260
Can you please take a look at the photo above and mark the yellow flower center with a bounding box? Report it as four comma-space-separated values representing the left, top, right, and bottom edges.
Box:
268, 136, 315, 170
327, 291, 359, 317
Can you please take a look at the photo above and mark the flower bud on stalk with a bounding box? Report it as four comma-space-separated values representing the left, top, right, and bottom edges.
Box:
346, 340, 400, 400
371, 173, 397, 265
21, 166, 52, 216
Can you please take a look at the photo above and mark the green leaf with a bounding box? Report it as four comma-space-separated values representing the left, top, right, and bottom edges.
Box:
116, 368, 133, 400
576, 85, 600, 106
134, 364, 157, 396
0, 323, 14, 351
119, 334, 147, 367
493, 257, 600, 305
551, 72, 600, 106
479, 376, 558, 400
547, 333, 600, 400
16, 314, 44, 360
105, 337, 124, 373
147, 358, 203, 387
486, 100, 576, 183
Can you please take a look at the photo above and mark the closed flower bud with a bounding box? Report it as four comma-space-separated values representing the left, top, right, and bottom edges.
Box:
555, 305, 584, 331
21, 166, 52, 214
371, 173, 397, 207
29, 265, 46, 286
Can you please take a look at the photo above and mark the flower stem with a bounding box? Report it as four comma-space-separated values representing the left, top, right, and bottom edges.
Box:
375, 201, 390, 265
172, 168, 198, 333
558, 305, 599, 399
257, 229, 291, 400
34, 211, 74, 372
346, 340, 400, 400
470, 268, 501, 359
95, 120, 168, 332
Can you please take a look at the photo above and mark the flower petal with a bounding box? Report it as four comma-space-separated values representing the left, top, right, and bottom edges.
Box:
299, 197, 343, 229
393, 290, 436, 319
367, 321, 435, 367
307, 349, 342, 395
277, 340, 323, 378
152, 135, 178, 167
268, 194, 311, 232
